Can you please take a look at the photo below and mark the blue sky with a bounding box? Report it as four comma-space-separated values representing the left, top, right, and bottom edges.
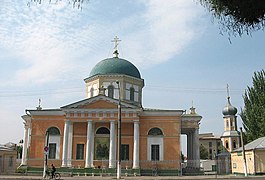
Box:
0, 0, 264, 154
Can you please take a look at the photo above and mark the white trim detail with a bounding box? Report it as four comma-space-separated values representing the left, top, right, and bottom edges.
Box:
49, 135, 61, 160
147, 137, 164, 161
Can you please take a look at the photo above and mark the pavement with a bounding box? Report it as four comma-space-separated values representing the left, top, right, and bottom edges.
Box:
1, 174, 265, 180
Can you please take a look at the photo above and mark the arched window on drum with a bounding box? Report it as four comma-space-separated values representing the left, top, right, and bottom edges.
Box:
108, 85, 114, 98
130, 87, 135, 101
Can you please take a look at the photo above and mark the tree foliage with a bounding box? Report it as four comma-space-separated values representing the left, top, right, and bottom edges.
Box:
240, 70, 265, 143
27, 0, 88, 9
200, 144, 208, 159
199, 0, 265, 38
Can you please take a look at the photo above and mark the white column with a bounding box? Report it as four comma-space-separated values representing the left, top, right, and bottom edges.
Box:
193, 128, 200, 169
67, 122, 73, 167
62, 120, 70, 167
133, 120, 140, 169
85, 120, 93, 168
21, 124, 29, 165
109, 120, 116, 168
90, 123, 94, 167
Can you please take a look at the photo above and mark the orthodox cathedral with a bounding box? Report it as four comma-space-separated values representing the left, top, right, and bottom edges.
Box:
20, 37, 202, 174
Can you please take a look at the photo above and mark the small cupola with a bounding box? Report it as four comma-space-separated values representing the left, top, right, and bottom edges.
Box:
222, 84, 237, 116
222, 97, 237, 116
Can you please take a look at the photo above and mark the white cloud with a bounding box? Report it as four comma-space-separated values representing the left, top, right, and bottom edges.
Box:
0, 0, 206, 87
120, 0, 206, 67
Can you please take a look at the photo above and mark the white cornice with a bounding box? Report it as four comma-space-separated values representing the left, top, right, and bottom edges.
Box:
141, 109, 184, 116
84, 74, 144, 84
181, 116, 202, 122
26, 109, 65, 116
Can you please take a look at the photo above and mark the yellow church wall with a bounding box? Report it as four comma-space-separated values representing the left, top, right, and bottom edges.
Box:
72, 136, 86, 168
94, 122, 110, 131
121, 136, 134, 168
254, 150, 265, 174
138, 115, 181, 169
28, 116, 65, 167
231, 150, 255, 174
26, 110, 182, 170
73, 122, 87, 136
121, 122, 133, 135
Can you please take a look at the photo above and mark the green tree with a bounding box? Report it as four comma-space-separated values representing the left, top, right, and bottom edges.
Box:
200, 144, 208, 159
199, 0, 265, 38
240, 69, 265, 143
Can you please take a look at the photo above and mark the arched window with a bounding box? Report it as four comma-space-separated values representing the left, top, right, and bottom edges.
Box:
148, 127, 163, 136
96, 127, 110, 134
130, 87, 135, 101
233, 140, 237, 149
108, 85, 114, 98
90, 87, 94, 97
226, 120, 229, 128
95, 127, 110, 160
225, 140, 229, 149
47, 127, 60, 135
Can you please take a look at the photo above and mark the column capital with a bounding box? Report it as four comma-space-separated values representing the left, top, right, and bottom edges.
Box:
65, 120, 71, 124
133, 120, 140, 123
23, 123, 29, 129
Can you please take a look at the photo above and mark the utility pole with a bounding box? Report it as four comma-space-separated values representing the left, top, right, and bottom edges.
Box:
116, 81, 122, 179
240, 127, 248, 177
43, 130, 49, 178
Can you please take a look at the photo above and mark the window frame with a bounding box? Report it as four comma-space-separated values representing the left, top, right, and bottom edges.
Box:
76, 144, 85, 160
48, 143, 57, 159
151, 144, 160, 161
129, 87, 135, 101
108, 85, 114, 98
121, 144, 129, 161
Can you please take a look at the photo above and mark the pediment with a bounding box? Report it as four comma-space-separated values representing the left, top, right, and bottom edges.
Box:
78, 100, 118, 109
61, 95, 139, 110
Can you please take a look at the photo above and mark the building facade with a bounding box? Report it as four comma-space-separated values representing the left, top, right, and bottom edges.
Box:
0, 143, 17, 174
21, 44, 202, 173
199, 133, 222, 160
231, 137, 265, 175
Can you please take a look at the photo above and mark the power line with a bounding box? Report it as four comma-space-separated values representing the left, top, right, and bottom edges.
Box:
0, 85, 243, 98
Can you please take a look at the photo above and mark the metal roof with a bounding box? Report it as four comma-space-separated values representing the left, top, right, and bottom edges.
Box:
234, 136, 265, 152
89, 57, 141, 79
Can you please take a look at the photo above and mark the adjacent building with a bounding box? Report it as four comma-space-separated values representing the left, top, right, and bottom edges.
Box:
231, 137, 265, 175
0, 143, 17, 174
199, 133, 222, 160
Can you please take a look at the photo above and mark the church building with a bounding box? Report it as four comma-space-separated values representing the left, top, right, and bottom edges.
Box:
20, 38, 202, 175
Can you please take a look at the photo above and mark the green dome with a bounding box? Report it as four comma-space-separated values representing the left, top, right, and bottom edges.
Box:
89, 57, 141, 78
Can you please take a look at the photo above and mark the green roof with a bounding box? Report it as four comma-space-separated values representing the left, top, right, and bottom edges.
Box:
89, 57, 141, 79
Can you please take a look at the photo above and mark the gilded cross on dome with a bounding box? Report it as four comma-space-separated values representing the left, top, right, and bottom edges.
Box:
226, 84, 230, 99
111, 36, 121, 57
